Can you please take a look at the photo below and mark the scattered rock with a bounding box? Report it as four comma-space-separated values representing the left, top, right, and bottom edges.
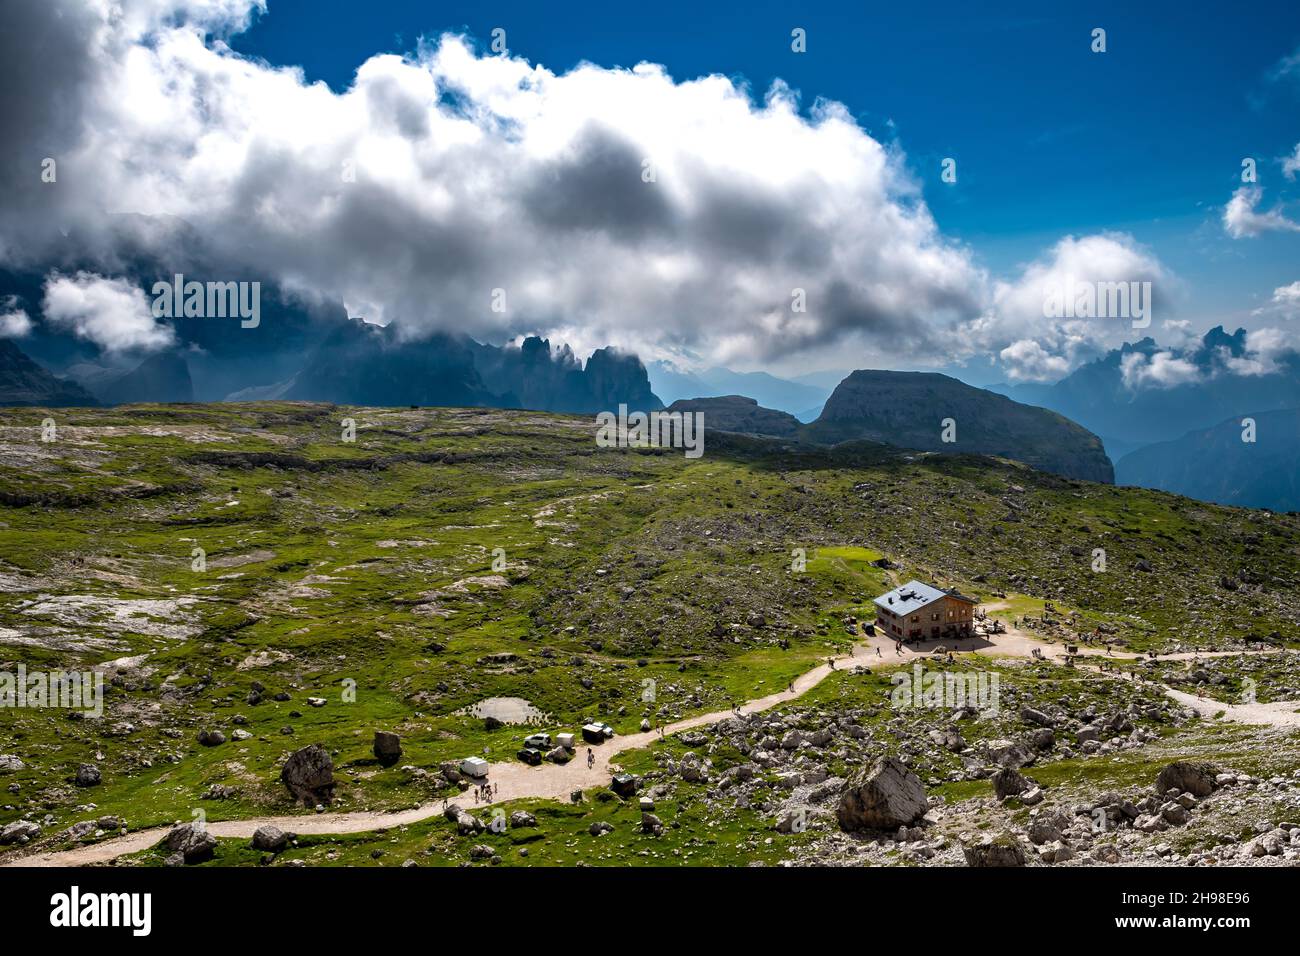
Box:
963, 833, 1026, 867
0, 820, 41, 845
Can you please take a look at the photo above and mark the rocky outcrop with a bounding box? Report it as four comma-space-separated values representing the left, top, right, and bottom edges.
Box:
0, 820, 41, 845
0, 340, 98, 407
665, 395, 801, 438
472, 336, 661, 414
836, 757, 928, 830
804, 369, 1113, 483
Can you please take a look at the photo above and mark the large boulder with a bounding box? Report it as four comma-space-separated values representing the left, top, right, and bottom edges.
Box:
836, 757, 928, 831
373, 731, 402, 767
0, 754, 24, 774
251, 825, 288, 853
1155, 761, 1218, 798
963, 833, 1026, 867
280, 744, 335, 805
991, 767, 1034, 801
74, 764, 101, 787
165, 822, 217, 864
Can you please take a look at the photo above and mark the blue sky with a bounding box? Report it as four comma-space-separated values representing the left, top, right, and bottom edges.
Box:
233, 0, 1300, 332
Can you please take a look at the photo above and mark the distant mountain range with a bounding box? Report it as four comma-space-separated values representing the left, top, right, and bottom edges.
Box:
648, 362, 829, 420
8, 259, 1296, 502
673, 370, 1114, 483
989, 327, 1300, 461
1116, 408, 1300, 512
0, 261, 661, 415
0, 339, 98, 407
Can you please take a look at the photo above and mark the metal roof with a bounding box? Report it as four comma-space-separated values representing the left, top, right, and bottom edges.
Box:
873, 580, 974, 615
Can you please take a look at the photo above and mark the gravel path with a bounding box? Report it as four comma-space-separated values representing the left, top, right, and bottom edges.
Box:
6, 615, 1294, 868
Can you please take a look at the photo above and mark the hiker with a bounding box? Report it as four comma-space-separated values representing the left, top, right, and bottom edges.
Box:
586, 748, 594, 769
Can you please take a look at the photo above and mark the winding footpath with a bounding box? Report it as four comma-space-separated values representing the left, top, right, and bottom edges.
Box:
5, 621, 1297, 867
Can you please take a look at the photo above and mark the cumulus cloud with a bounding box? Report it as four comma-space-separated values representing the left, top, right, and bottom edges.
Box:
1223, 186, 1300, 238
1119, 350, 1201, 390
41, 272, 175, 352
0, 296, 33, 338
998, 339, 1070, 382
0, 0, 992, 368
1220, 327, 1293, 377
960, 233, 1170, 382
0, 0, 1240, 384
1273, 281, 1300, 308
1249, 281, 1300, 321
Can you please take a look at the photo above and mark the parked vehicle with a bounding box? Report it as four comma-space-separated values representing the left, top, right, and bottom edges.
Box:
523, 733, 552, 750
516, 747, 544, 766
460, 756, 489, 778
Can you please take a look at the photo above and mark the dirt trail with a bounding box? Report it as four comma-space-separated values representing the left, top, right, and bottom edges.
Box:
6, 615, 1295, 868
3, 646, 871, 867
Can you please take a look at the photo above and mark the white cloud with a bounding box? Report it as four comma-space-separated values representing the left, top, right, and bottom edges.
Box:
1119, 350, 1201, 390
1273, 280, 1300, 309
998, 339, 1071, 382
1, 0, 989, 368
0, 296, 32, 338
961, 233, 1171, 381
1284, 143, 1300, 180
1223, 186, 1300, 238
1249, 281, 1300, 321
41, 272, 175, 352
1221, 327, 1292, 377
0, 0, 1210, 382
